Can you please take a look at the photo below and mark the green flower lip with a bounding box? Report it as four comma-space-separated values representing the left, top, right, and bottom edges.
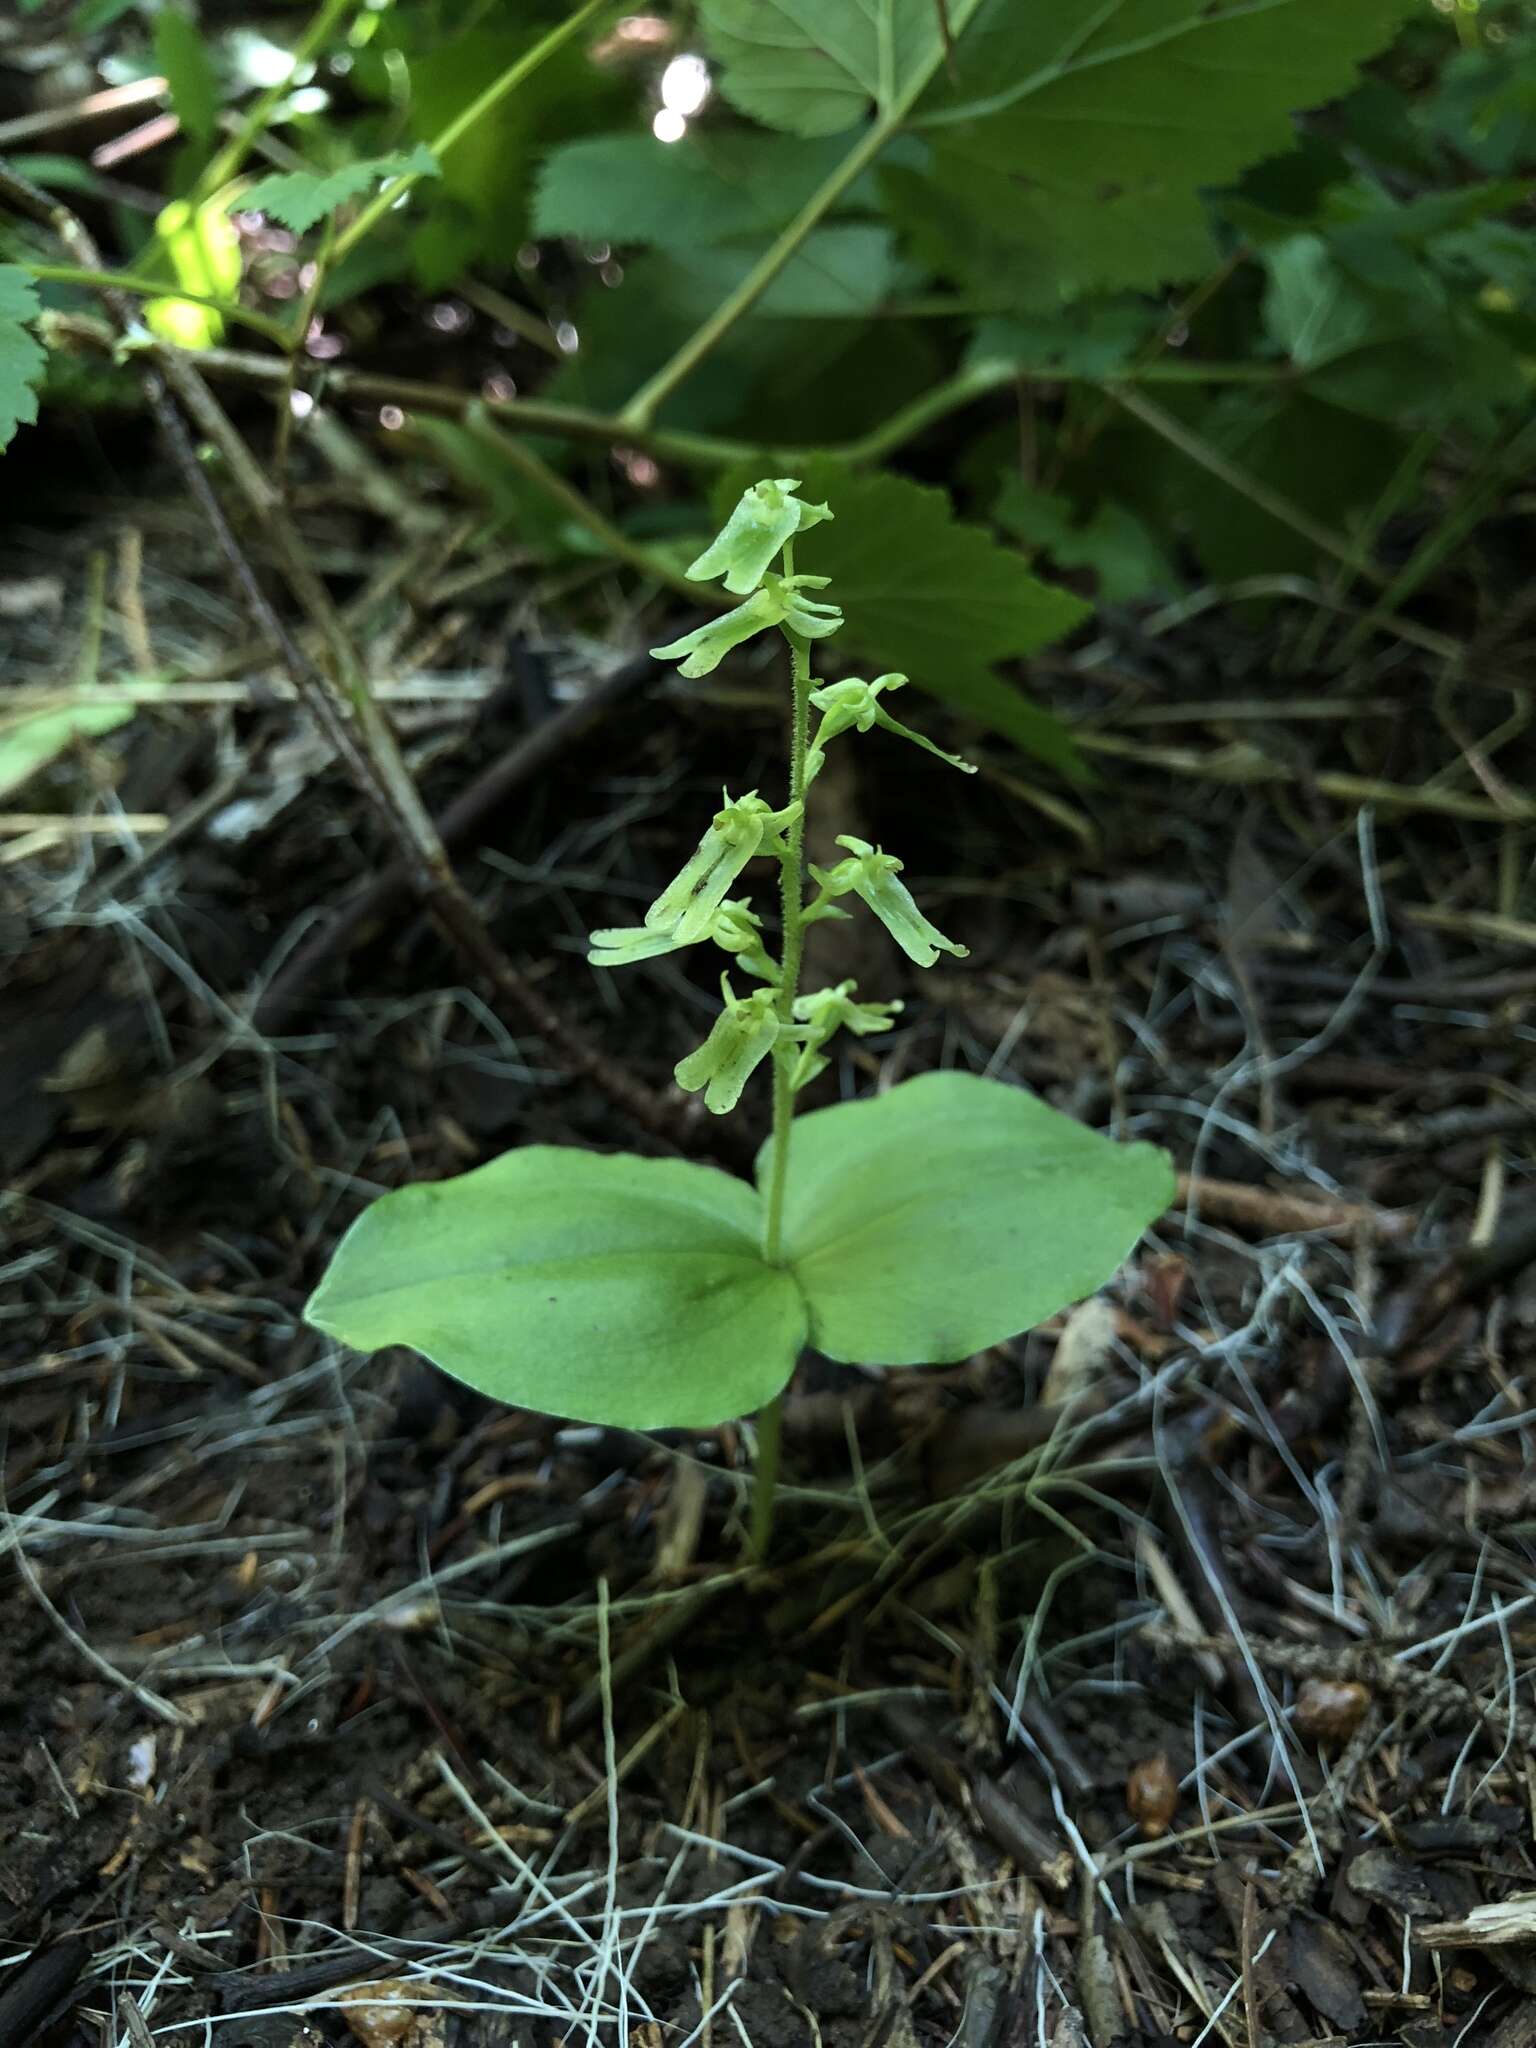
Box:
587, 897, 779, 979
650, 573, 844, 678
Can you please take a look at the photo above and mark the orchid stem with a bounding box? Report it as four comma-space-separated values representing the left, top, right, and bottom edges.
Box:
753, 539, 813, 1552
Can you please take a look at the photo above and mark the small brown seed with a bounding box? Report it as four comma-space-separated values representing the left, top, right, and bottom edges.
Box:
1294, 1677, 1370, 1745
1126, 1752, 1178, 1838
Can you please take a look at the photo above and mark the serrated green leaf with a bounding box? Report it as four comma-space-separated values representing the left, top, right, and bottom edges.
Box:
755, 463, 1091, 775
154, 6, 219, 146
761, 1070, 1173, 1366
306, 1149, 806, 1431
240, 146, 441, 236
533, 129, 861, 249
0, 266, 47, 455
907, 0, 1415, 299
700, 0, 947, 137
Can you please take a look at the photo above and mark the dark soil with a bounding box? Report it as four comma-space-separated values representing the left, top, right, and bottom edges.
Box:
3, 492, 1536, 2048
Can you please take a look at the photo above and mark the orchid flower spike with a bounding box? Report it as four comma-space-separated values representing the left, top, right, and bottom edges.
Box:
806, 673, 976, 781
686, 477, 833, 595
651, 573, 843, 679
674, 976, 780, 1115
642, 790, 799, 944
810, 835, 969, 968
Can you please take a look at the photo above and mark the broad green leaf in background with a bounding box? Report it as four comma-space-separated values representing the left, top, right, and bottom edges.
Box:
145, 196, 242, 348
995, 479, 1177, 606
534, 130, 869, 250
902, 0, 1416, 300
1420, 32, 1536, 177
761, 1070, 1174, 1366
0, 267, 47, 454
1255, 180, 1536, 429
307, 1149, 807, 1430
964, 304, 1162, 382
398, 20, 624, 280
240, 147, 441, 236
660, 227, 899, 320
154, 5, 220, 146
1165, 389, 1409, 583
700, 0, 951, 137
770, 463, 1092, 776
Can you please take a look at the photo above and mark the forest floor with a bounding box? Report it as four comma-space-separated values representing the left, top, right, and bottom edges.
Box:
3, 455, 1535, 2048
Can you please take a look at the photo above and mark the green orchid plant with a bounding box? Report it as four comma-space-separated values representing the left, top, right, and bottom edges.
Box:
306, 480, 1174, 1548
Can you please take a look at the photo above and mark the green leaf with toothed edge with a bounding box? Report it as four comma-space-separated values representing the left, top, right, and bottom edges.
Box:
700, 0, 952, 138
904, 0, 1418, 300
0, 268, 46, 455
237, 148, 442, 236
718, 461, 1092, 778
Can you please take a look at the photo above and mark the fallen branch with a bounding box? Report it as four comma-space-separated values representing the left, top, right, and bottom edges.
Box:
1174, 1171, 1415, 1244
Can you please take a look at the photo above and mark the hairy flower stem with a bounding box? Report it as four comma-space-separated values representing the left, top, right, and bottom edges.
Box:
752, 547, 813, 1555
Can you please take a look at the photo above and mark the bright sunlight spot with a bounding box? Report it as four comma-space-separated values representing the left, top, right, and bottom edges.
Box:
660, 54, 710, 118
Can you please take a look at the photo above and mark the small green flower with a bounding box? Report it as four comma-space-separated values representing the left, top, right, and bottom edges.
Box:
793, 979, 905, 1040
806, 673, 975, 779
650, 574, 843, 679
644, 791, 800, 944
786, 979, 904, 1089
675, 977, 781, 1115
686, 477, 833, 595
810, 835, 969, 968
710, 898, 778, 982
650, 585, 785, 679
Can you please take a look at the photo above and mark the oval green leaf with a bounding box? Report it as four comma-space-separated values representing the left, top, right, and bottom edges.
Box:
760, 1070, 1173, 1366
307, 1148, 804, 1430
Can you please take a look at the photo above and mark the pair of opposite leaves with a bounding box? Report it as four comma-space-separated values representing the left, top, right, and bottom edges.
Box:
307, 1070, 1174, 1430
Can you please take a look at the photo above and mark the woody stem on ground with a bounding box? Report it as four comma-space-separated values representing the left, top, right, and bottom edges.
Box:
752, 544, 814, 1555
